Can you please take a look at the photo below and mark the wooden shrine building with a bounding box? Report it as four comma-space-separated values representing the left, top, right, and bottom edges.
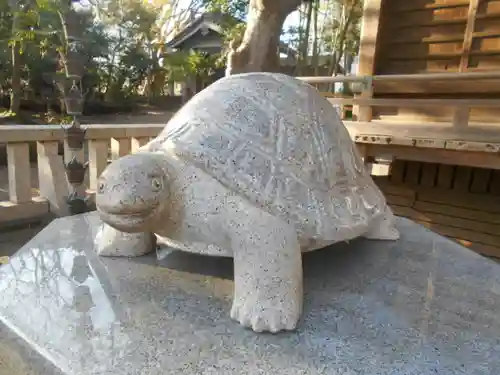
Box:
347, 0, 500, 257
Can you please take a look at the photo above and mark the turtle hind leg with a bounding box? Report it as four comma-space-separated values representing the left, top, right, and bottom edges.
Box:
363, 206, 400, 241
229, 214, 303, 333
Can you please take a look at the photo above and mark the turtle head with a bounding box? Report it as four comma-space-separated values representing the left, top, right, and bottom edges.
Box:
95, 152, 170, 233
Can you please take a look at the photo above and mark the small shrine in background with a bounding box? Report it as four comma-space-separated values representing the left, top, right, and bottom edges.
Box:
164, 12, 341, 101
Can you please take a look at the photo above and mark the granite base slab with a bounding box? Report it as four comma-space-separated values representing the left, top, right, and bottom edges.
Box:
0, 212, 499, 375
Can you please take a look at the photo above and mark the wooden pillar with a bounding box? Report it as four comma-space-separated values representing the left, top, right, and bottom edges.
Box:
452, 0, 479, 129
354, 0, 383, 122
459, 0, 479, 72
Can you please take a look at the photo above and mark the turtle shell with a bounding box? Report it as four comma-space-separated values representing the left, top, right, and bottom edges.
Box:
156, 72, 389, 241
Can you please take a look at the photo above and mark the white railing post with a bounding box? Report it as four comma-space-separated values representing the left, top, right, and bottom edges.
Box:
37, 141, 70, 216
7, 143, 32, 204
131, 137, 149, 153
88, 139, 109, 191
111, 138, 131, 160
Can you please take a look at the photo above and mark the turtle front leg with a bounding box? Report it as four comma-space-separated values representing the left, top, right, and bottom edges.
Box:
229, 215, 303, 333
95, 222, 157, 257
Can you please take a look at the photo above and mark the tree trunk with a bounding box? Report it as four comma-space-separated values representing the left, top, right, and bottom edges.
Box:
329, 3, 357, 77
301, 1, 313, 74
9, 6, 22, 115
10, 41, 21, 114
226, 0, 302, 75
311, 0, 319, 76
293, 5, 306, 75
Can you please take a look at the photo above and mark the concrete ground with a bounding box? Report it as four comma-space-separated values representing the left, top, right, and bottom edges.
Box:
0, 222, 47, 258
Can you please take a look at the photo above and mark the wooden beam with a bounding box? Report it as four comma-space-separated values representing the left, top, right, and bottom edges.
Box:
354, 0, 383, 121
460, 0, 481, 71
358, 0, 383, 76
364, 143, 500, 170
0, 123, 167, 143
344, 121, 500, 155
301, 71, 500, 95
327, 97, 500, 108
451, 0, 480, 129
388, 0, 470, 13
0, 199, 49, 226
298, 71, 500, 84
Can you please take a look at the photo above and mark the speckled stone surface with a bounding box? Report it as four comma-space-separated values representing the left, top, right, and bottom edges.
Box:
94, 223, 157, 257
0, 324, 64, 375
1, 212, 500, 374
95, 72, 399, 332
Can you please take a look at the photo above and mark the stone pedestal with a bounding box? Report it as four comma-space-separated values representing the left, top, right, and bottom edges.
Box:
1, 212, 500, 374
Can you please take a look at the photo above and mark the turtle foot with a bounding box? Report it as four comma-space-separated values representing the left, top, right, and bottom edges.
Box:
364, 208, 400, 241
230, 293, 301, 333
365, 225, 400, 240
94, 222, 157, 257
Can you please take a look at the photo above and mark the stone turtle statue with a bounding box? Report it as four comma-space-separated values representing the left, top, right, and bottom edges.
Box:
95, 72, 399, 333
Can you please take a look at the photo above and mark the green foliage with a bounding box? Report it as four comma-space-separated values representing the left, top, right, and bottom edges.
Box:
319, 0, 362, 56
165, 49, 224, 82
1, 0, 364, 114
203, 0, 247, 21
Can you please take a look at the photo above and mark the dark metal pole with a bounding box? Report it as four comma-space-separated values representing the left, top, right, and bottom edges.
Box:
58, 2, 89, 215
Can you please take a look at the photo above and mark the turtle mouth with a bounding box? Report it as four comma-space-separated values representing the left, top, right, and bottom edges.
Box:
110, 203, 160, 216
98, 204, 162, 233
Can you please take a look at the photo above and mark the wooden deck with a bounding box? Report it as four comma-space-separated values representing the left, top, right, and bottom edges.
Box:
374, 163, 500, 258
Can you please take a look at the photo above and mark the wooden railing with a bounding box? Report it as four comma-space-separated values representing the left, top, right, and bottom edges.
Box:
298, 71, 500, 124
0, 124, 165, 226
298, 72, 500, 170
3, 72, 500, 226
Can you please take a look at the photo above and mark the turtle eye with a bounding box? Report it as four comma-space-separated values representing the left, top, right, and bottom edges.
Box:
98, 182, 105, 193
151, 177, 163, 191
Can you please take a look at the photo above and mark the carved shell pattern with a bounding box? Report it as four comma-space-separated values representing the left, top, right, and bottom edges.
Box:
157, 73, 388, 241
